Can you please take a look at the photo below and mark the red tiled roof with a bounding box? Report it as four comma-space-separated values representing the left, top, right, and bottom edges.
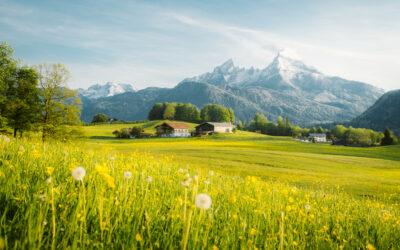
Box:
156, 122, 191, 129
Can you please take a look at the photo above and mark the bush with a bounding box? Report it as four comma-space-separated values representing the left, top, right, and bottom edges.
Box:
130, 126, 143, 138
381, 128, 398, 146
91, 113, 108, 123
112, 128, 131, 138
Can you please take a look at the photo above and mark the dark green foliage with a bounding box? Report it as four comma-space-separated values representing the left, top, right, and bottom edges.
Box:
148, 102, 231, 123
163, 103, 175, 120
247, 113, 302, 136
330, 125, 383, 146
113, 128, 131, 138
200, 104, 234, 123
6, 67, 41, 137
0, 42, 41, 136
130, 125, 143, 138
92, 113, 108, 123
381, 128, 398, 146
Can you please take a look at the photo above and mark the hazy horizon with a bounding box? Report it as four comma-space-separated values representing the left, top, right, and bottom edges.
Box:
1, 0, 399, 91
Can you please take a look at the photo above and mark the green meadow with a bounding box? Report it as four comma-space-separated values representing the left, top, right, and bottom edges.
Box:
83, 121, 400, 199
1, 121, 400, 249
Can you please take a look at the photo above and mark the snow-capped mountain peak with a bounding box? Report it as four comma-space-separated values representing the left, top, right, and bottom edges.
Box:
182, 52, 322, 89
78, 82, 137, 99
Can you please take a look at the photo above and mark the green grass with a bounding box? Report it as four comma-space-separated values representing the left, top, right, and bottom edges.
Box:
83, 122, 400, 199
1, 135, 400, 249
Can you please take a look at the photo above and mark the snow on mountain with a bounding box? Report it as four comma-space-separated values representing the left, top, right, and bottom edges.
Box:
78, 82, 137, 99
184, 52, 322, 90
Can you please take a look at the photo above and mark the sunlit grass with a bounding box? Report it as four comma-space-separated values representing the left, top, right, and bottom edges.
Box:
84, 122, 400, 198
1, 135, 400, 249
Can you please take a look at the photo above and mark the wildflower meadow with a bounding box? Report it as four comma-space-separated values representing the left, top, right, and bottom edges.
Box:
1, 135, 400, 249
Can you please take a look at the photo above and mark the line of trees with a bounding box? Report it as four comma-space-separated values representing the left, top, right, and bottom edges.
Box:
241, 113, 311, 137
148, 103, 235, 123
330, 125, 397, 146
0, 42, 82, 141
240, 113, 397, 147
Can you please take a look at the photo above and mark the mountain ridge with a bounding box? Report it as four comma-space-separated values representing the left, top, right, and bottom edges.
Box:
78, 53, 384, 126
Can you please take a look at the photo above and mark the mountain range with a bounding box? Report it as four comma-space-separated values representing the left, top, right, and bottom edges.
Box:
78, 53, 384, 126
78, 82, 137, 99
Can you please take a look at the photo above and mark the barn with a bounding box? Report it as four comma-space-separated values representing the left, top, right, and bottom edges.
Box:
194, 122, 235, 136
155, 122, 191, 137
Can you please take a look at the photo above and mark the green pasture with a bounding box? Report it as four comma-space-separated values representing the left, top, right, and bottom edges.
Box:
82, 121, 400, 199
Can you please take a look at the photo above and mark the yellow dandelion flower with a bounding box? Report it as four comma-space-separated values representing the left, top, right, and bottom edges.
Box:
293, 241, 298, 246
366, 244, 375, 250
212, 246, 218, 250
46, 167, 54, 176
288, 197, 294, 203
136, 234, 142, 242
250, 228, 257, 236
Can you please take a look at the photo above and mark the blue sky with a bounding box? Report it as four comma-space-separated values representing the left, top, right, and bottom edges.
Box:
0, 0, 399, 90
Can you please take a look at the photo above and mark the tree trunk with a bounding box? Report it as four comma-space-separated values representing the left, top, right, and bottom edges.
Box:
14, 128, 18, 138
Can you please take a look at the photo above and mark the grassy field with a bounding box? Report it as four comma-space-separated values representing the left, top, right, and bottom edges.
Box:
1, 121, 400, 248
83, 121, 400, 199
1, 134, 400, 249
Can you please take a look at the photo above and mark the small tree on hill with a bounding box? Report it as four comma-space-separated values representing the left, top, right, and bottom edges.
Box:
92, 113, 108, 123
130, 125, 143, 138
381, 128, 398, 146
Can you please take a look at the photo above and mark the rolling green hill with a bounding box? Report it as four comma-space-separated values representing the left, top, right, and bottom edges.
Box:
351, 89, 400, 135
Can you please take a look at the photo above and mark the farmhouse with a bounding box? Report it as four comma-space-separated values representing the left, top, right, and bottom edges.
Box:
308, 133, 327, 142
194, 122, 235, 136
155, 122, 191, 137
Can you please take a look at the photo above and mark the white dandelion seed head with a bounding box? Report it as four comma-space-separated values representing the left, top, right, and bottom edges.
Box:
124, 171, 132, 179
193, 175, 199, 181
209, 171, 214, 176
32, 145, 36, 149
43, 221, 47, 226
186, 173, 190, 178
181, 177, 192, 187
60, 228, 65, 232
204, 180, 210, 185
178, 169, 184, 173
3, 136, 10, 142
305, 204, 311, 210
38, 195, 47, 201
146, 176, 152, 182
46, 177, 52, 184
72, 166, 86, 181
109, 156, 115, 161
195, 193, 212, 210
19, 146, 24, 151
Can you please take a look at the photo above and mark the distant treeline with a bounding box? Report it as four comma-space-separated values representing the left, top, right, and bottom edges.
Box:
237, 113, 317, 137
239, 113, 398, 146
329, 125, 397, 146
148, 103, 235, 123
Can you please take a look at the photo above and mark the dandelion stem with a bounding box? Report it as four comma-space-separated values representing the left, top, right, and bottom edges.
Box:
81, 179, 86, 247
201, 211, 212, 250
183, 188, 187, 222
182, 209, 193, 250
51, 187, 56, 250
280, 207, 284, 250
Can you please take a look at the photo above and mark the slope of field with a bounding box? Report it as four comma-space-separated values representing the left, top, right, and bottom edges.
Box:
83, 121, 400, 198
